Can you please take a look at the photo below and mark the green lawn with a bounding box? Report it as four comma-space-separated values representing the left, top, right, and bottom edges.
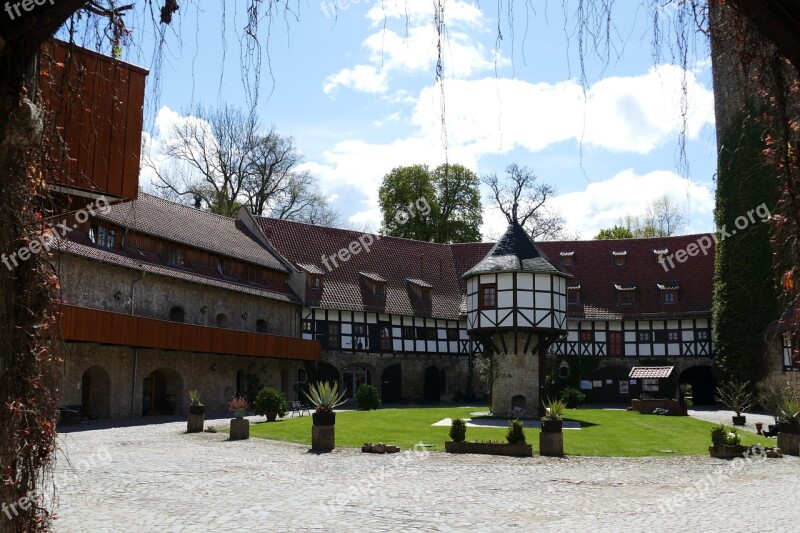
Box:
238, 406, 768, 457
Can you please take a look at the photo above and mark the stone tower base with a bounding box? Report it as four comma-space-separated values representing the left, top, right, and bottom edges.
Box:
490, 332, 540, 417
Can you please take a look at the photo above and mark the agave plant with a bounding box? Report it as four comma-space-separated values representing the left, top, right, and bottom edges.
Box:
780, 399, 800, 426
304, 381, 348, 413
188, 389, 203, 406
542, 397, 566, 421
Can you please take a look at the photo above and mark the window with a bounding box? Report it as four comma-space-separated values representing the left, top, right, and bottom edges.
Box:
309, 276, 323, 289
479, 284, 497, 309
667, 331, 680, 342
420, 288, 431, 301
169, 306, 185, 323
447, 328, 459, 341
166, 245, 184, 266
256, 319, 268, 333
297, 368, 307, 383
617, 290, 635, 306
352, 323, 367, 337
302, 320, 313, 332
638, 331, 651, 342
580, 331, 593, 343
662, 290, 677, 304
372, 282, 386, 296
697, 329, 709, 341
94, 226, 115, 248
426, 327, 438, 341
328, 323, 340, 349
217, 259, 226, 276
403, 326, 416, 339
561, 254, 574, 266
783, 332, 794, 368
567, 287, 580, 304
613, 251, 627, 266
608, 331, 623, 356
642, 378, 659, 392
379, 326, 391, 351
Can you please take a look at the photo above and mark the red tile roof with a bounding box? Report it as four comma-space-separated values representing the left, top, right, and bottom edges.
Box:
258, 217, 715, 321
256, 218, 465, 320
629, 366, 675, 379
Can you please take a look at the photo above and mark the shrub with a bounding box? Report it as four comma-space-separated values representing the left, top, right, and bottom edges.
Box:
449, 418, 467, 442
560, 387, 586, 408
254, 387, 288, 419
355, 384, 381, 410
711, 423, 741, 446
716, 381, 755, 416
542, 397, 566, 421
506, 419, 526, 445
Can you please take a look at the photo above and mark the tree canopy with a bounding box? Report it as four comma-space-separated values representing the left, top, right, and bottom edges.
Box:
378, 163, 482, 243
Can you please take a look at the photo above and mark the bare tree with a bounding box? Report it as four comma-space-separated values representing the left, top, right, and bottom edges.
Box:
642, 194, 686, 237
483, 164, 567, 240
147, 104, 339, 223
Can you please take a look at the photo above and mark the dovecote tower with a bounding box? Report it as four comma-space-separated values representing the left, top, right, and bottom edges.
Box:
462, 221, 571, 416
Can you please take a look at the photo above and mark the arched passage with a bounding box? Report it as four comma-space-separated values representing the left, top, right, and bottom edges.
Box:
679, 366, 717, 406
142, 368, 183, 416
424, 365, 441, 403
342, 364, 371, 400
381, 364, 402, 404
81, 365, 111, 419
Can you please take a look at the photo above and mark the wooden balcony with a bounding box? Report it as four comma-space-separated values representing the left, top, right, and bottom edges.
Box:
39, 40, 147, 202
60, 305, 320, 361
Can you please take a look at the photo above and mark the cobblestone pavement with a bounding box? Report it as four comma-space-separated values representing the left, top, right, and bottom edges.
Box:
44, 416, 800, 533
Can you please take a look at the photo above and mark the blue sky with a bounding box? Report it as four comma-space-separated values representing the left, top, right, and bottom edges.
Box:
117, 0, 717, 240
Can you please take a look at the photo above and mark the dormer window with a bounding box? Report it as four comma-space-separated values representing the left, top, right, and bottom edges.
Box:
407, 278, 433, 301
653, 249, 669, 264
615, 284, 636, 305
612, 251, 628, 266
567, 285, 581, 304
309, 275, 323, 289
90, 225, 116, 248
560, 251, 575, 266
298, 263, 326, 289
165, 244, 185, 266
657, 283, 679, 304
360, 272, 387, 297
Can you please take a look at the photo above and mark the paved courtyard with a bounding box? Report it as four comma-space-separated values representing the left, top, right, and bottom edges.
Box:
47, 415, 800, 532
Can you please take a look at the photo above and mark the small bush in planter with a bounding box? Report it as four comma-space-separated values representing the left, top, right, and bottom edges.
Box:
711, 423, 741, 446
559, 387, 586, 408
449, 418, 467, 442
355, 384, 381, 410
254, 387, 288, 421
506, 419, 526, 445
779, 399, 800, 434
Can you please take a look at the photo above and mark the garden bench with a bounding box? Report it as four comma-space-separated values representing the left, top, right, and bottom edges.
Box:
288, 401, 310, 417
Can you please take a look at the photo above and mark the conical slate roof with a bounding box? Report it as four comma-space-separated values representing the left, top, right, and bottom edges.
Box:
462, 222, 567, 277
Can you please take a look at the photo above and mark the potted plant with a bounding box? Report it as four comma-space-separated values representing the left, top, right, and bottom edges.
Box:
777, 399, 800, 456
709, 423, 750, 459
355, 383, 381, 411
229, 396, 249, 419
540, 397, 566, 457
304, 381, 348, 451
253, 387, 288, 422
715, 381, 754, 426
187, 389, 204, 433
228, 396, 250, 441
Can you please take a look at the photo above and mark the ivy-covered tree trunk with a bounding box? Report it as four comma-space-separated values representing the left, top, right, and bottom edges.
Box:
0, 3, 85, 531
709, 2, 781, 383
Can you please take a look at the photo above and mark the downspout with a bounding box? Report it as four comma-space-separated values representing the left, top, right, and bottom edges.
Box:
130, 270, 145, 419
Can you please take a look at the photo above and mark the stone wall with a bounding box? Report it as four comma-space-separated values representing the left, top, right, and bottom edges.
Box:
489, 332, 539, 417
58, 254, 299, 336
62, 343, 302, 420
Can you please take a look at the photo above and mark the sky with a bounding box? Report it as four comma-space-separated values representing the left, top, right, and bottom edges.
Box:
109, 0, 718, 241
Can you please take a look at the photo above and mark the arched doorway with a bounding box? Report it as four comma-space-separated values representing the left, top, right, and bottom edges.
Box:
679, 366, 717, 406
142, 368, 183, 416
81, 365, 111, 419
342, 365, 370, 400
424, 365, 441, 403
381, 364, 402, 404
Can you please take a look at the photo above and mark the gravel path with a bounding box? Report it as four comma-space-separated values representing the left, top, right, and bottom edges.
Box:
30, 415, 800, 532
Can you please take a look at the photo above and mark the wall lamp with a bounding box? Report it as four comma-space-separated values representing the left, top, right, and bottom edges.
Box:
114, 290, 122, 301
200, 305, 208, 314
242, 312, 248, 320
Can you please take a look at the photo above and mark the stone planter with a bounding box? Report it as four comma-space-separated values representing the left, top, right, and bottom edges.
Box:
230, 418, 250, 440
266, 410, 278, 422
444, 441, 532, 457
187, 405, 204, 433
539, 431, 564, 457
312, 425, 335, 451
732, 415, 746, 426
777, 433, 800, 456
708, 444, 750, 459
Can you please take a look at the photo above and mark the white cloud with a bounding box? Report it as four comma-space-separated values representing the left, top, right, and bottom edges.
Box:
546, 169, 715, 239
323, 65, 388, 95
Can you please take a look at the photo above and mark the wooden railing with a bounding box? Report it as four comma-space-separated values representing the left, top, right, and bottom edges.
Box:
60, 305, 319, 361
